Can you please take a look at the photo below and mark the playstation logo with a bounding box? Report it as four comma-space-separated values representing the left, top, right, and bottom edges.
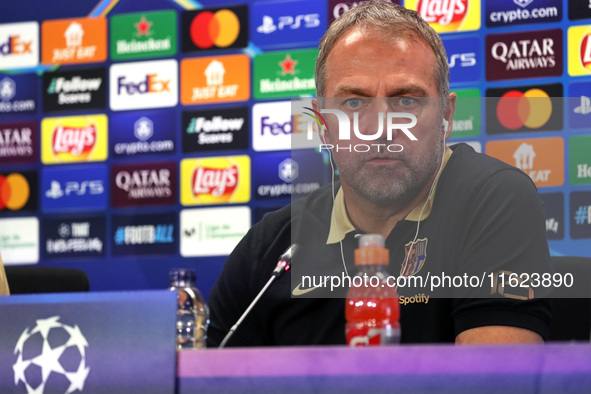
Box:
513, 0, 533, 8
134, 116, 153, 141
45, 181, 64, 199
0, 77, 16, 102
574, 96, 591, 115
257, 15, 277, 34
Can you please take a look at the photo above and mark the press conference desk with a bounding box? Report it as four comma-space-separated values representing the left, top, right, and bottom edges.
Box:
177, 343, 591, 393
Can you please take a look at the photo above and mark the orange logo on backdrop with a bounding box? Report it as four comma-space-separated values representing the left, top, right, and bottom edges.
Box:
42, 18, 107, 65
180, 54, 250, 105
486, 137, 564, 187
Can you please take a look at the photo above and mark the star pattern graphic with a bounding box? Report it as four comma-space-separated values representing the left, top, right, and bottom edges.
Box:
279, 55, 298, 75
135, 16, 152, 37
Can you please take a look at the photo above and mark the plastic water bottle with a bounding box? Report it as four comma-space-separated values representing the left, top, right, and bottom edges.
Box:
169, 269, 209, 349
345, 234, 400, 346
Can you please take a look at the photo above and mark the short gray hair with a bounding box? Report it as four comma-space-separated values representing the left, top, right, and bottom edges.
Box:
315, 0, 449, 102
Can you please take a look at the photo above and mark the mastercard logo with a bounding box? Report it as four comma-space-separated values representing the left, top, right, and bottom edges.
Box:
190, 9, 240, 49
0, 173, 30, 211
496, 89, 552, 130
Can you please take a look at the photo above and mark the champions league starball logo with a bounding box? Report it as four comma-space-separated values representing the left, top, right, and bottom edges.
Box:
13, 316, 90, 394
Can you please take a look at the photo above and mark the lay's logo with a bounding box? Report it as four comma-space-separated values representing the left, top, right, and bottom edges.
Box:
568, 25, 591, 77
42, 115, 108, 164
110, 59, 178, 111
407, 0, 481, 33
52, 124, 96, 159
181, 156, 250, 205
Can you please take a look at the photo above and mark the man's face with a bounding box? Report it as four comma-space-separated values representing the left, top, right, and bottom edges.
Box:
318, 28, 451, 205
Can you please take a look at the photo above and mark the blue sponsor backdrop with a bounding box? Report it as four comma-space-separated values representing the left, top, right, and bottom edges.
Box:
41, 165, 108, 212
0, 0, 589, 300
443, 36, 481, 84
485, 0, 562, 27
109, 109, 176, 158
42, 215, 106, 259
0, 73, 38, 114
112, 212, 177, 256
251, 0, 327, 49
568, 81, 591, 129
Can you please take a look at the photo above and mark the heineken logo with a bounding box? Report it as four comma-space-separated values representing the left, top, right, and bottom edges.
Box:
110, 10, 177, 60
254, 49, 317, 99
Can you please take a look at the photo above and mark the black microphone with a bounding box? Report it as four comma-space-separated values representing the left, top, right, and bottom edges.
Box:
218, 244, 299, 349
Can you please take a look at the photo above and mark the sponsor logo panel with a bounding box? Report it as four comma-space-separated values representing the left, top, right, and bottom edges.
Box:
568, 0, 591, 21
0, 74, 37, 114
181, 6, 248, 53
253, 100, 318, 151
0, 121, 39, 164
41, 114, 108, 164
41, 165, 107, 213
43, 67, 106, 112
486, 29, 563, 81
180, 54, 250, 105
568, 25, 591, 77
0, 217, 39, 264
0, 170, 37, 212
182, 107, 249, 153
569, 81, 591, 129
110, 59, 178, 111
406, 0, 481, 33
112, 213, 176, 256
486, 0, 561, 27
253, 49, 317, 99
180, 206, 250, 257
42, 216, 106, 259
180, 155, 250, 206
485, 137, 564, 187
0, 22, 39, 70
110, 111, 176, 157
443, 36, 480, 84
42, 18, 106, 65
449, 88, 481, 139
485, 83, 563, 134
110, 10, 177, 61
570, 191, 591, 239
539, 192, 564, 240
253, 151, 324, 201
328, 0, 401, 24
569, 136, 591, 186
251, 0, 326, 48
111, 161, 177, 208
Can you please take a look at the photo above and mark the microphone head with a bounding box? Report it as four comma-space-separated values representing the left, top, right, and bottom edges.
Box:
279, 244, 300, 262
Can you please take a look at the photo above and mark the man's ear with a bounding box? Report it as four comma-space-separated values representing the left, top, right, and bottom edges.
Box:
443, 92, 456, 140
312, 98, 331, 145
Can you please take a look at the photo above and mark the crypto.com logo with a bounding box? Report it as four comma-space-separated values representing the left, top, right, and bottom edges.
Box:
302, 106, 417, 152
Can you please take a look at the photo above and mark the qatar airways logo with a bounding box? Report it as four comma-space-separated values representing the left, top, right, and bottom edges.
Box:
303, 107, 417, 153
418, 0, 467, 26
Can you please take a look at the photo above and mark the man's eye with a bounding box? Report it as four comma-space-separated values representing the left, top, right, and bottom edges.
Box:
400, 97, 417, 106
345, 98, 362, 109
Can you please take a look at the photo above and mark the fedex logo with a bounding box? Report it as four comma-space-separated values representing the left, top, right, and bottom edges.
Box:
0, 35, 33, 55
110, 59, 178, 111
0, 22, 39, 70
117, 74, 170, 95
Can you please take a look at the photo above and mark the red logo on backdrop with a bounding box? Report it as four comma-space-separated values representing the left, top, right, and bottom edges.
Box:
192, 165, 238, 201
581, 34, 591, 71
52, 124, 96, 160
417, 0, 467, 27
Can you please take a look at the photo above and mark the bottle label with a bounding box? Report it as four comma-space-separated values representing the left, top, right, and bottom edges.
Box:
346, 326, 400, 346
